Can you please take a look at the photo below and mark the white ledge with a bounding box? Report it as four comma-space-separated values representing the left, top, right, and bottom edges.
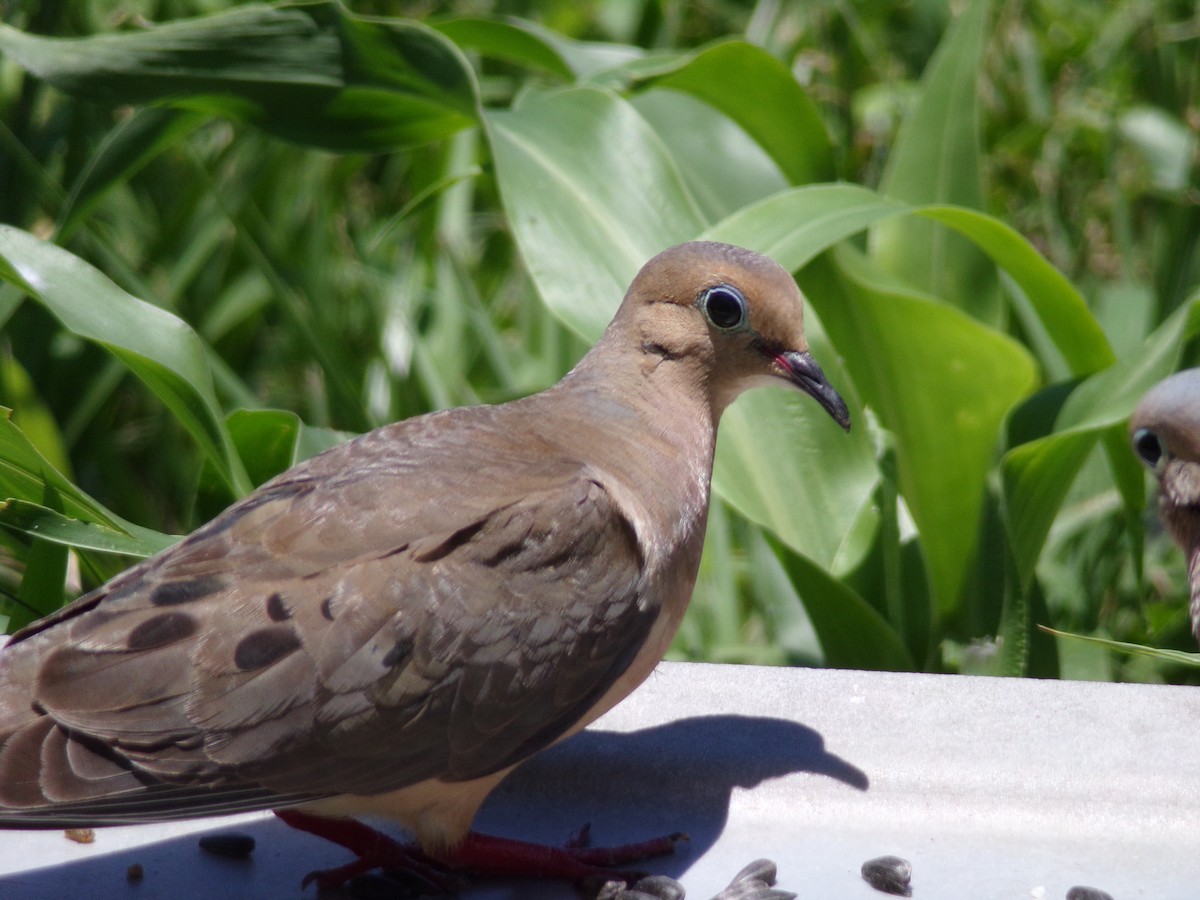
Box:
1, 661, 1197, 898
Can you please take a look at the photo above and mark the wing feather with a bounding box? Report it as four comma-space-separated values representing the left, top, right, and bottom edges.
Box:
0, 410, 655, 826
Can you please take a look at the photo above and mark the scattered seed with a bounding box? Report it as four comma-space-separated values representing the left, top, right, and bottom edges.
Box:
709, 857, 795, 900
595, 880, 628, 900
198, 832, 256, 858
861, 855, 912, 897
629, 874, 686, 900
126, 863, 144, 882
1066, 888, 1114, 900
64, 828, 95, 844
727, 860, 778, 887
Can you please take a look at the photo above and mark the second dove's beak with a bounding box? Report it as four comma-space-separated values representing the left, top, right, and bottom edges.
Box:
774, 350, 851, 432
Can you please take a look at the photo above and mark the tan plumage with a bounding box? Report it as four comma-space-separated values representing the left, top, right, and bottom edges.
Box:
1130, 368, 1200, 645
0, 241, 849, 860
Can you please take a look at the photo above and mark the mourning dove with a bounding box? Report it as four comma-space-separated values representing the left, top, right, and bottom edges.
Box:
1130, 368, 1200, 645
0, 241, 849, 889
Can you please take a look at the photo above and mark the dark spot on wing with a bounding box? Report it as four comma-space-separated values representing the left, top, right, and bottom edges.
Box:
151, 576, 224, 607
265, 592, 290, 622
127, 612, 197, 651
382, 637, 414, 669
234, 628, 302, 671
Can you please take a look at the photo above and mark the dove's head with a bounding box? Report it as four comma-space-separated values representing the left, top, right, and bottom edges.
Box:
614, 241, 850, 429
1131, 368, 1200, 525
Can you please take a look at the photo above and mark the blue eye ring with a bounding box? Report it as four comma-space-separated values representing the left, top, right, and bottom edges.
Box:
700, 284, 749, 332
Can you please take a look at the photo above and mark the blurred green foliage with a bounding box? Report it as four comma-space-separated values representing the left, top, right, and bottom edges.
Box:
0, 0, 1196, 681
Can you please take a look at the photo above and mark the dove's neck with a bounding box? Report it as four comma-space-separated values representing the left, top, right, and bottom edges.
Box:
544, 324, 716, 570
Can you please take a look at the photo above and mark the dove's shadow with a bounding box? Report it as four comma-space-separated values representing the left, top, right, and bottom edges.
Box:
476, 714, 868, 876
0, 714, 865, 899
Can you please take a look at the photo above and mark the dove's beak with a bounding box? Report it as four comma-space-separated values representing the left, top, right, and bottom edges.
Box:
774, 350, 851, 432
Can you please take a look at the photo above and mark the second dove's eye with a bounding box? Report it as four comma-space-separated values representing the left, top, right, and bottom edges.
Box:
1132, 428, 1164, 469
701, 285, 749, 332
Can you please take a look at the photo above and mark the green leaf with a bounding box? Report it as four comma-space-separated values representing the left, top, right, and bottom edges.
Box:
439, 16, 645, 82
196, 408, 302, 521
0, 2, 477, 152
639, 41, 835, 186
713, 188, 1114, 377
0, 226, 250, 496
800, 248, 1036, 614
195, 408, 354, 521
920, 206, 1114, 376
11, 485, 69, 629
768, 535, 913, 671
0, 407, 149, 537
1041, 627, 1200, 669
434, 16, 574, 78
631, 89, 787, 223
485, 87, 706, 340
0, 352, 70, 477
297, 422, 354, 461
0, 499, 175, 557
715, 371, 880, 574
709, 184, 905, 268
871, 0, 995, 318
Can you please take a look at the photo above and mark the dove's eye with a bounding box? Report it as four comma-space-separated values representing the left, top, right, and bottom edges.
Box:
1132, 428, 1165, 469
700, 285, 749, 332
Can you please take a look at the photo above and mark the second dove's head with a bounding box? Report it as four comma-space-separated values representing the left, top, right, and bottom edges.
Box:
1131, 368, 1200, 508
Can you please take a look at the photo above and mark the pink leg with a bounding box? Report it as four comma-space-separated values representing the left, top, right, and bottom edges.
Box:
274, 809, 462, 892
274, 809, 686, 889
436, 828, 687, 879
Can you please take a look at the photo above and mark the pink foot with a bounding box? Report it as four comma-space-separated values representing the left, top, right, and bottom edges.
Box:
274, 809, 687, 891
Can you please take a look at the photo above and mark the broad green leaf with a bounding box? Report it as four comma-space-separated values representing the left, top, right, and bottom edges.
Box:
631, 89, 787, 223
438, 17, 644, 81
639, 41, 835, 186
919, 206, 1114, 376
486, 87, 875, 572
226, 408, 304, 488
0, 353, 70, 477
297, 422, 355, 461
1054, 298, 1200, 432
871, 0, 995, 319
0, 409, 172, 549
800, 248, 1036, 614
485, 87, 705, 339
0, 500, 175, 557
0, 2, 477, 152
768, 535, 913, 671
195, 408, 302, 520
1003, 431, 1107, 594
713, 188, 1113, 377
709, 184, 905, 268
433, 17, 574, 79
0, 226, 250, 496
196, 408, 355, 521
10, 485, 70, 629
715, 363, 879, 573
0, 409, 115, 528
